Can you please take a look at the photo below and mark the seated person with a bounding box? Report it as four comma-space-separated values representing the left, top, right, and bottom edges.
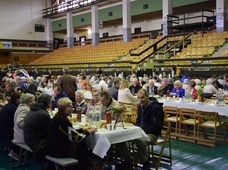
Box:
132, 89, 164, 170
118, 79, 138, 104
13, 93, 35, 143
157, 79, 169, 96
73, 90, 88, 115
188, 80, 198, 99
203, 79, 218, 98
171, 80, 185, 98
52, 86, 68, 109
129, 78, 142, 95
146, 79, 158, 96
24, 94, 52, 162
99, 91, 132, 169
47, 97, 97, 170
86, 90, 102, 120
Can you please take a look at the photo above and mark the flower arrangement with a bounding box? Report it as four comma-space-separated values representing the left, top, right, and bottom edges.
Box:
109, 106, 126, 114
109, 106, 126, 130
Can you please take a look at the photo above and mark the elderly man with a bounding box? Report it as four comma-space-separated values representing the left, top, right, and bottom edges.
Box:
146, 79, 158, 96
74, 90, 87, 115
52, 86, 68, 108
133, 89, 164, 170
129, 78, 142, 95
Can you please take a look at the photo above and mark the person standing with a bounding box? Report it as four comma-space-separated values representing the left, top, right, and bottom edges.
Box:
57, 68, 77, 102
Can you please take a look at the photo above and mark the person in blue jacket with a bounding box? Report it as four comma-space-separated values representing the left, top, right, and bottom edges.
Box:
171, 80, 185, 98
52, 86, 68, 108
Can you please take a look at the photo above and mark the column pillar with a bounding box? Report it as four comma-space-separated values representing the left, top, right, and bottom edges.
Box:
216, 0, 227, 32
122, 0, 131, 42
67, 12, 74, 48
162, 0, 173, 36
46, 18, 53, 50
92, 5, 99, 46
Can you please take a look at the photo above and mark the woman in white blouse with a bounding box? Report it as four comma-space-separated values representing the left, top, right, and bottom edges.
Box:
118, 79, 139, 103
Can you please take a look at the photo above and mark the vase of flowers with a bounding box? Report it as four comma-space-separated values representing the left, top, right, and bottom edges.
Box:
110, 106, 126, 130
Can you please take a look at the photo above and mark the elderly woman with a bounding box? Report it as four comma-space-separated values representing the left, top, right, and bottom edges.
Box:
118, 79, 138, 104
86, 90, 102, 120
47, 97, 97, 169
203, 79, 218, 94
74, 90, 88, 115
171, 80, 185, 98
13, 93, 35, 143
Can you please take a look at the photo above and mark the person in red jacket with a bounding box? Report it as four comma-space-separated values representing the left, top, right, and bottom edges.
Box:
188, 80, 198, 99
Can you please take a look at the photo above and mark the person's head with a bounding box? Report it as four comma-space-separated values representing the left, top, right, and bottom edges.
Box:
99, 91, 111, 106
75, 90, 85, 103
188, 80, 196, 90
174, 80, 182, 89
194, 79, 201, 85
37, 94, 52, 109
162, 79, 168, 86
57, 97, 73, 117
20, 93, 35, 106
119, 79, 129, 90
5, 82, 13, 92
113, 79, 120, 88
137, 89, 149, 106
92, 90, 99, 102
206, 79, 213, 85
132, 78, 138, 86
148, 79, 155, 87
10, 92, 20, 105
54, 86, 63, 96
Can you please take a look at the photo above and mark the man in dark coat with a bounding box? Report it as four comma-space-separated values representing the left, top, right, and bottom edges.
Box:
24, 94, 52, 161
133, 89, 164, 170
0, 92, 20, 154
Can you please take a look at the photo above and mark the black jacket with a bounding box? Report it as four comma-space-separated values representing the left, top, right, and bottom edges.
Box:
135, 100, 164, 137
24, 103, 51, 149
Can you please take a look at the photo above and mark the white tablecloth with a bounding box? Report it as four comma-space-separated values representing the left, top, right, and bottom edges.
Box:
159, 100, 228, 116
86, 126, 149, 158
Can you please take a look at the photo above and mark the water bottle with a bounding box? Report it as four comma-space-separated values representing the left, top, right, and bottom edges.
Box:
216, 89, 224, 105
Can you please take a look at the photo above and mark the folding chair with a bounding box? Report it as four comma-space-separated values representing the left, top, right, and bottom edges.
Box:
148, 122, 172, 170
178, 108, 198, 143
197, 110, 226, 147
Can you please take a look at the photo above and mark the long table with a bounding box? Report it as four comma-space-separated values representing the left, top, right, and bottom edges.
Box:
159, 99, 228, 116
85, 126, 149, 158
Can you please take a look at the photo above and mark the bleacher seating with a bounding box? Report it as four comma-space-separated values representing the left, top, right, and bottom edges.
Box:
29, 38, 148, 65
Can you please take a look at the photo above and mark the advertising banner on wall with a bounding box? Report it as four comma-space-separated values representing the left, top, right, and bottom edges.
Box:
0, 41, 12, 48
